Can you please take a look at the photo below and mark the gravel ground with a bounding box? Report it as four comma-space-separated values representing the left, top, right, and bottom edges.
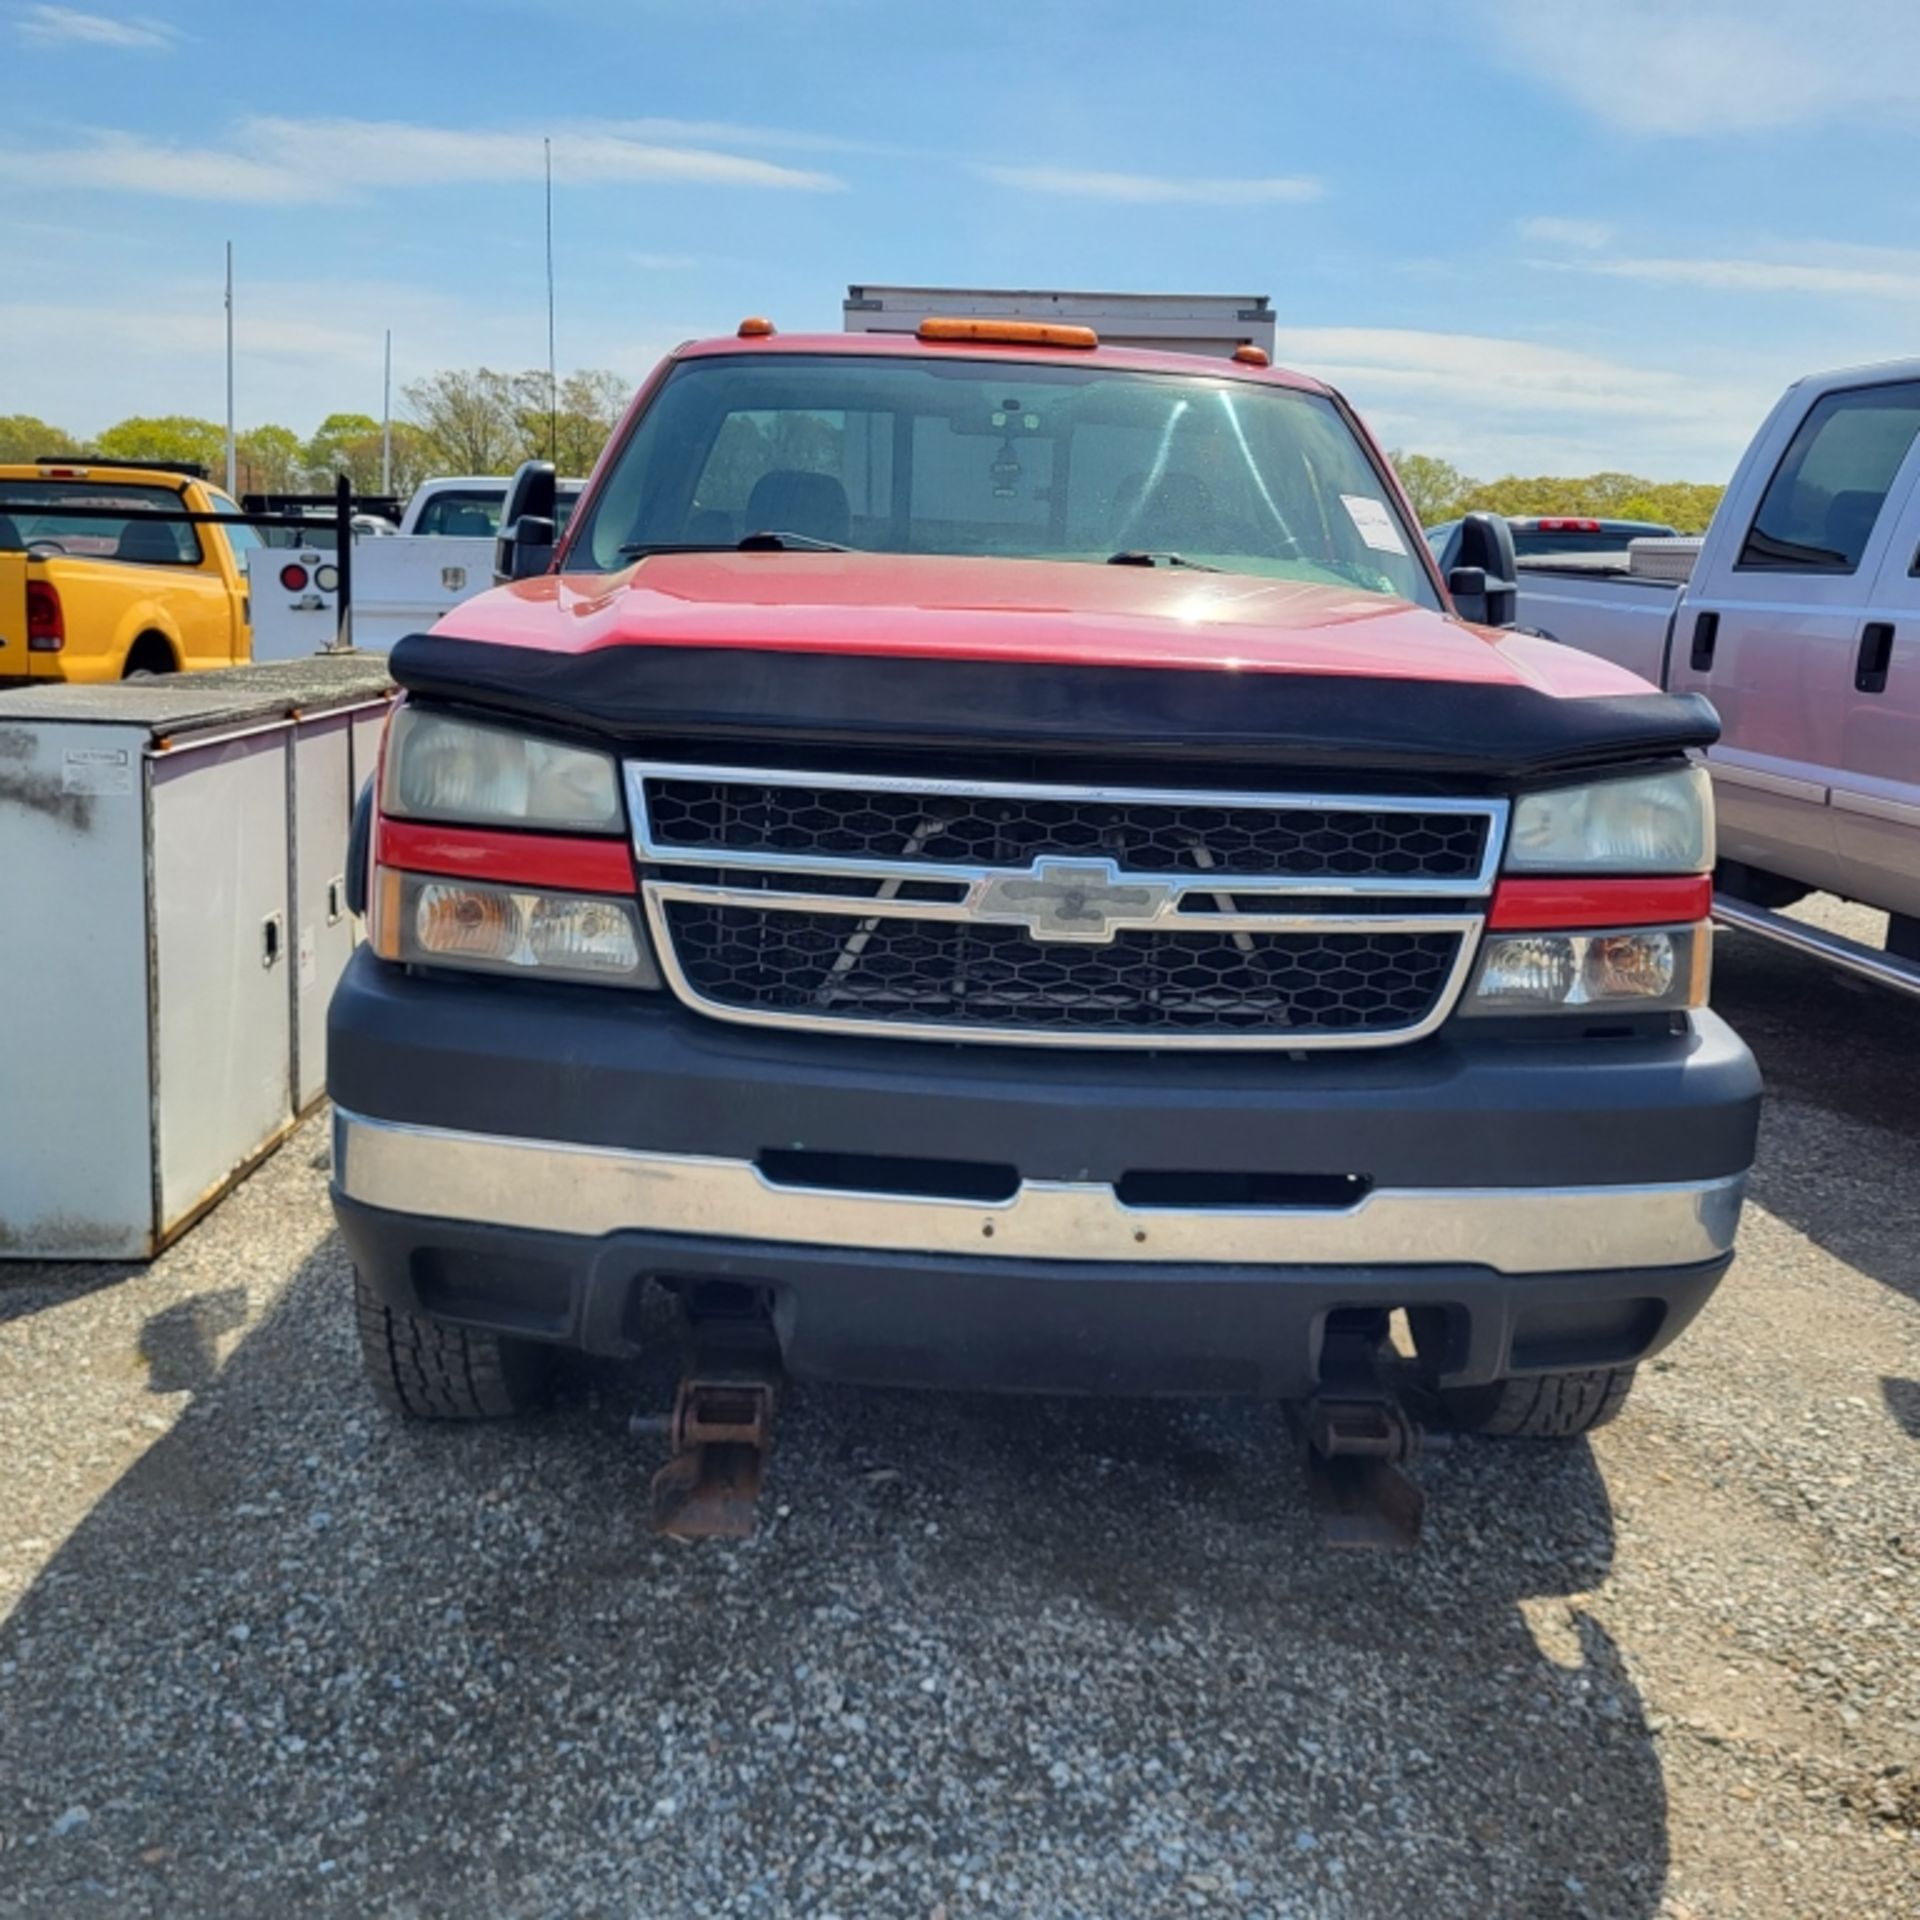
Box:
2, 904, 1917, 1919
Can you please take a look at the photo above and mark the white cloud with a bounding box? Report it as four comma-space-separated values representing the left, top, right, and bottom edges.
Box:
975, 165, 1321, 206
1487, 0, 1920, 135
1271, 326, 1772, 477
1518, 216, 1612, 251
15, 5, 174, 48
1537, 247, 1920, 301
0, 115, 845, 202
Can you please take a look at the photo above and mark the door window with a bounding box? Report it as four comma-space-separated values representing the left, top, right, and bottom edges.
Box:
1738, 381, 1920, 573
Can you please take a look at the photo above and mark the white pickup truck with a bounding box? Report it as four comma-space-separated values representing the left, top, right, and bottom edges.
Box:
1511, 359, 1920, 996
248, 473, 583, 659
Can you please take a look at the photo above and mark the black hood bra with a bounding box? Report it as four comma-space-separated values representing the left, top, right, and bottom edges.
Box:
390, 631, 1718, 784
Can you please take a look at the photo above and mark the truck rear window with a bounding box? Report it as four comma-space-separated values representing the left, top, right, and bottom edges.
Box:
412, 486, 582, 538
0, 481, 199, 564
572, 354, 1439, 608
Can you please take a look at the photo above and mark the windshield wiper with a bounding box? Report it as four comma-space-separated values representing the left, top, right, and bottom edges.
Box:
1106, 549, 1224, 572
737, 529, 855, 552
617, 530, 857, 559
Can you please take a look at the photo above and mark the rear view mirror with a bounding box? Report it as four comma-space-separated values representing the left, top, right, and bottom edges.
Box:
1449, 513, 1518, 627
494, 460, 559, 584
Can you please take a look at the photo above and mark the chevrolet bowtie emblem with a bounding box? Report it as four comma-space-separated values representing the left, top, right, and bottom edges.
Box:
972, 858, 1173, 943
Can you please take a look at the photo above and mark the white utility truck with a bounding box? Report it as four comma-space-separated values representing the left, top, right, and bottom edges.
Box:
248, 473, 584, 659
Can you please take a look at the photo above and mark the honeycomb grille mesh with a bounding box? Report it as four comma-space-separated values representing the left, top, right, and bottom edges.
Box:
662, 903, 1461, 1038
644, 778, 1488, 881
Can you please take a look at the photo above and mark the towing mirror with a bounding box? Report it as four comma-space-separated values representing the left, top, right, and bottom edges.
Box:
494, 459, 559, 584
1449, 512, 1519, 627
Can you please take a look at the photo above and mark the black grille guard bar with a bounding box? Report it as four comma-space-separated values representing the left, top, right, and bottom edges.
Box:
389, 634, 1720, 782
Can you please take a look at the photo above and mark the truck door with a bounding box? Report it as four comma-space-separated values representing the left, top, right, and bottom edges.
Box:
1832, 458, 1920, 919
1669, 375, 1920, 899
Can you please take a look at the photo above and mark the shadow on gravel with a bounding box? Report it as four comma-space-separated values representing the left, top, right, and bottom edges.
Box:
0, 1233, 1667, 1919
1712, 930, 1920, 1306
1881, 1377, 1920, 1443
0, 1263, 143, 1329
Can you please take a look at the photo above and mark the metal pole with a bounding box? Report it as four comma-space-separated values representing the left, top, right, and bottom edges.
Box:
224, 241, 236, 495
382, 329, 392, 495
545, 136, 557, 463
334, 473, 353, 652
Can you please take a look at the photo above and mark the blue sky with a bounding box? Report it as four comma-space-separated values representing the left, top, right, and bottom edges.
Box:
4, 0, 1919, 479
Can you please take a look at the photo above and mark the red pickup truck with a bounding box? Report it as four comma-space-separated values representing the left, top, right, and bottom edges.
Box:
327, 320, 1759, 1534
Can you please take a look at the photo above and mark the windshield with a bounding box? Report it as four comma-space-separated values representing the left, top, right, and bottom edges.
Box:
570, 353, 1439, 607
0, 479, 199, 563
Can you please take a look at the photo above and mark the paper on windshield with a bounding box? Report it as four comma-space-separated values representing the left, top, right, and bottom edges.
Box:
1339, 494, 1410, 556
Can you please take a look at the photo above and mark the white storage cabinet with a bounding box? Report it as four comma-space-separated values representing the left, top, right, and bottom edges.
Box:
0, 657, 394, 1259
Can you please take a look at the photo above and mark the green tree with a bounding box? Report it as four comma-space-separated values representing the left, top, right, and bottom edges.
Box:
511, 368, 631, 474
0, 414, 84, 462
1387, 451, 1474, 526
303, 413, 382, 488
234, 424, 303, 494
1455, 472, 1725, 534
403, 368, 525, 474
95, 414, 225, 473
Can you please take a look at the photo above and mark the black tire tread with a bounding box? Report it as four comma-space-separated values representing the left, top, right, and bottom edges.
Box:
1445, 1365, 1636, 1439
353, 1268, 548, 1419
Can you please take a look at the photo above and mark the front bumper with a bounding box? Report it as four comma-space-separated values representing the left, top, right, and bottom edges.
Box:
327, 948, 1760, 1397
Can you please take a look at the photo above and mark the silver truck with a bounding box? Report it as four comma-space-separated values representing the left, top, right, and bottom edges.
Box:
1512, 360, 1920, 995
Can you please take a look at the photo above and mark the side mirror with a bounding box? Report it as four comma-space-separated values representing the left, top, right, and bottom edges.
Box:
493, 459, 559, 584
1449, 512, 1519, 627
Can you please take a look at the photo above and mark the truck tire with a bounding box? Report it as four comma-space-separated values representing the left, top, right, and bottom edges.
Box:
353, 1268, 551, 1419
1440, 1366, 1636, 1439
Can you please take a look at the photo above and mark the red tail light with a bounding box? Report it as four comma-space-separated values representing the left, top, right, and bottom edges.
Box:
279, 562, 310, 591
26, 582, 64, 651
1536, 518, 1601, 532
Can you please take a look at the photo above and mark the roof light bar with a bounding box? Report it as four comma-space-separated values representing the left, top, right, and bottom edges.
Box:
916, 317, 1100, 349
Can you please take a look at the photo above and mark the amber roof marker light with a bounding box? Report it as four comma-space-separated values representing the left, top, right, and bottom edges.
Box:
1232, 344, 1271, 366
736, 316, 777, 338
916, 317, 1100, 349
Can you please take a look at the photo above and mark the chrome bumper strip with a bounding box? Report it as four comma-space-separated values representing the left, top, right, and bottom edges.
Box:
333, 1109, 1745, 1274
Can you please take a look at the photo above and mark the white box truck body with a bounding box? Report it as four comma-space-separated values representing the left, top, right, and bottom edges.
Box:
843, 286, 1275, 360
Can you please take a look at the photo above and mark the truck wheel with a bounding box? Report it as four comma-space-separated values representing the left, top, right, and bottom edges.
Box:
1439, 1366, 1635, 1439
352, 1268, 551, 1419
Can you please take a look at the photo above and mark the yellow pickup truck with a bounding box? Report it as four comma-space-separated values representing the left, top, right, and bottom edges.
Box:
0, 459, 262, 684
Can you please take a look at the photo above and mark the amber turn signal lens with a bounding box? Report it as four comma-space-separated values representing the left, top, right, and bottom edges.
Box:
916, 317, 1099, 350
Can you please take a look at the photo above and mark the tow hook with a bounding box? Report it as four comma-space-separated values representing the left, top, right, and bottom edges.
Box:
1290, 1328, 1440, 1551
634, 1323, 781, 1540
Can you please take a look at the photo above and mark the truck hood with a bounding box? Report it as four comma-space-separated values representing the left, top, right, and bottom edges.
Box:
395, 551, 1719, 780
432, 550, 1646, 699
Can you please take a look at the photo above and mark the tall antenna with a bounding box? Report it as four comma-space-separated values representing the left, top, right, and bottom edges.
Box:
224, 240, 236, 494
382, 328, 393, 494
544, 135, 557, 463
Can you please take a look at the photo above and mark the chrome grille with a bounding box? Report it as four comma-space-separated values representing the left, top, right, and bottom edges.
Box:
629, 763, 1503, 1050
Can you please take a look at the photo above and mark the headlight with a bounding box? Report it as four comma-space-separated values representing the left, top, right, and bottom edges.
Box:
1463, 924, 1709, 1015
1507, 766, 1712, 874
383, 707, 622, 833
372, 871, 658, 987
